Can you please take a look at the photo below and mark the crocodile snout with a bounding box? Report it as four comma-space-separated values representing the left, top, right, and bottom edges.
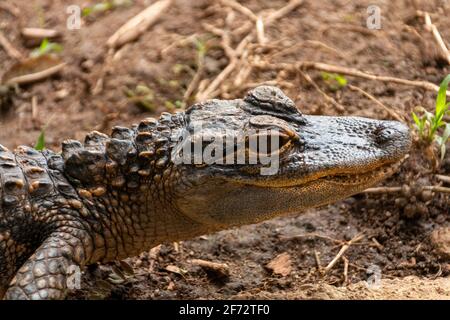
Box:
375, 120, 411, 157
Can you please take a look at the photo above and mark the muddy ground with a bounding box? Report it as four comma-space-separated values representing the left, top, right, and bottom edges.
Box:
0, 0, 449, 299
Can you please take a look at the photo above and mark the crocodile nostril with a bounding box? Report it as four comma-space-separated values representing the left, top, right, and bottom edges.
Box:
374, 126, 398, 144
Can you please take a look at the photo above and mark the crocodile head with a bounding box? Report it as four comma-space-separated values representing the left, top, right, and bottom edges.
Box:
174, 86, 411, 229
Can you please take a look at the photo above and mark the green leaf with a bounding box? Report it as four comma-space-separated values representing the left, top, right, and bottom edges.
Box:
321, 72, 331, 81
35, 130, 45, 151
174, 100, 185, 109
30, 39, 63, 58
412, 112, 421, 126
40, 38, 49, 52
320, 72, 347, 90
194, 39, 207, 58
436, 74, 450, 117
82, 0, 132, 17
334, 74, 348, 87
82, 7, 93, 17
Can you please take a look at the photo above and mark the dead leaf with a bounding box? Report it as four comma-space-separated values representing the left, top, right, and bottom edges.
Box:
119, 260, 135, 276
266, 252, 292, 277
165, 265, 188, 276
149, 244, 162, 259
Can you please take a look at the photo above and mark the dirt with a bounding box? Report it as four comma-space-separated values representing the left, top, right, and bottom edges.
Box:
0, 0, 449, 300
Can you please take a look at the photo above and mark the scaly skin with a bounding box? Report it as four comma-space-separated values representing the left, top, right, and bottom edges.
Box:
0, 86, 411, 299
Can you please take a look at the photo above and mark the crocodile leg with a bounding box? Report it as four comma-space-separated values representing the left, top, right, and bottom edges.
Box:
4, 227, 92, 300
0, 236, 37, 300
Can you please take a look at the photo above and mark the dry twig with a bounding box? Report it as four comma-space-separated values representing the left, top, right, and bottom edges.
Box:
5, 62, 67, 85
256, 16, 266, 45
265, 0, 303, 25
371, 238, 384, 251
253, 60, 450, 96
202, 23, 234, 59
183, 49, 205, 102
31, 96, 38, 120
301, 61, 449, 95
21, 28, 60, 40
323, 233, 365, 274
196, 0, 303, 101
424, 186, 450, 193
220, 0, 258, 21
107, 0, 172, 49
0, 30, 23, 60
190, 259, 230, 278
305, 40, 347, 59
363, 185, 450, 194
299, 70, 345, 112
348, 84, 404, 122
436, 175, 450, 184
342, 256, 349, 286
314, 250, 322, 270
363, 186, 403, 194
417, 11, 450, 65
160, 33, 198, 56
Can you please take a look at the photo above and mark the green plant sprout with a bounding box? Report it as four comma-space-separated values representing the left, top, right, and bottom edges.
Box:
194, 38, 207, 59
82, 0, 133, 17
412, 74, 450, 160
34, 129, 46, 151
34, 114, 56, 151
30, 38, 63, 58
320, 72, 347, 91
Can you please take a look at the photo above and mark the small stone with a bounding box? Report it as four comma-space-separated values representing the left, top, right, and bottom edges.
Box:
266, 252, 292, 277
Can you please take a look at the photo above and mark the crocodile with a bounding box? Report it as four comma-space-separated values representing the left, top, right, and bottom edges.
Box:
0, 86, 411, 300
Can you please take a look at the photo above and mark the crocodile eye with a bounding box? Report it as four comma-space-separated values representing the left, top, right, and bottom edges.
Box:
247, 130, 292, 157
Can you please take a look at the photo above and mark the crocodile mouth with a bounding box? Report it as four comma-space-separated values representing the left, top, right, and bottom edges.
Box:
230, 155, 408, 188
323, 156, 407, 186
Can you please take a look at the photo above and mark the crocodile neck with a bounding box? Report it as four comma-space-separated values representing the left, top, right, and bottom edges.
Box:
59, 112, 214, 262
